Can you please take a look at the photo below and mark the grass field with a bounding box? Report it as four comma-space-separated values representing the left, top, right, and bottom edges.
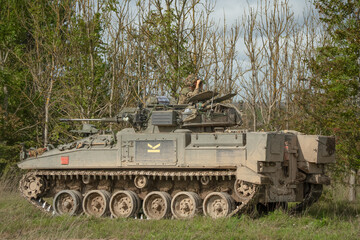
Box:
0, 181, 359, 240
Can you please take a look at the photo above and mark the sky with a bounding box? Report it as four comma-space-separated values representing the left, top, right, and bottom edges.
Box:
126, 1, 314, 32
125, 0, 318, 74
207, 0, 315, 66
213, 0, 312, 25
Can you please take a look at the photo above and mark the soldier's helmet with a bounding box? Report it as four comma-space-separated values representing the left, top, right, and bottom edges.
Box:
185, 74, 199, 86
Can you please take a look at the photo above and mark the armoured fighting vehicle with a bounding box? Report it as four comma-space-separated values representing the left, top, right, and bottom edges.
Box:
18, 92, 335, 219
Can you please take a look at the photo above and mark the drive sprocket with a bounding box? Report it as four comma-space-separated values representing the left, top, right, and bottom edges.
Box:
19, 172, 47, 199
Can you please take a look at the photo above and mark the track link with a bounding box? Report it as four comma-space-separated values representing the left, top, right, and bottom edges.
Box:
19, 172, 54, 215
20, 170, 237, 216
33, 169, 236, 181
229, 184, 260, 217
288, 184, 323, 214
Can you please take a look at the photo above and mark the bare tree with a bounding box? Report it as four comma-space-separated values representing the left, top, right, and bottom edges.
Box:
238, 0, 325, 131
240, 5, 264, 131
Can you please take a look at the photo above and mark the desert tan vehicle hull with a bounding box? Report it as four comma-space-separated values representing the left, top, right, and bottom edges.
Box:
18, 129, 335, 219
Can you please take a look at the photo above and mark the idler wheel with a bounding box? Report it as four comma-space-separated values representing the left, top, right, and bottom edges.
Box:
110, 190, 140, 218
19, 173, 46, 199
171, 192, 202, 219
83, 190, 111, 217
53, 190, 83, 216
203, 192, 235, 219
143, 191, 171, 219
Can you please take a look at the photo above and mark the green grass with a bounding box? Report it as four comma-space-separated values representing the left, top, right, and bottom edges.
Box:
0, 182, 359, 240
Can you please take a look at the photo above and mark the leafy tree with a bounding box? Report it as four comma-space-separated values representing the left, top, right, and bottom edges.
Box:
59, 11, 108, 119
0, 0, 108, 173
140, 0, 195, 97
0, 0, 40, 174
299, 0, 360, 174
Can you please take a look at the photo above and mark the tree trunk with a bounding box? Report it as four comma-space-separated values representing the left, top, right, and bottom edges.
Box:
348, 169, 356, 202
44, 97, 49, 147
44, 58, 55, 147
1, 51, 9, 116
252, 109, 257, 131
44, 80, 53, 147
2, 85, 8, 116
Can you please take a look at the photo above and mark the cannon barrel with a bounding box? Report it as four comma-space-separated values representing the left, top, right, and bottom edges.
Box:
59, 117, 123, 123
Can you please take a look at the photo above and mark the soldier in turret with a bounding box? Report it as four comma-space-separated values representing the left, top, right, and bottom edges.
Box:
178, 74, 203, 104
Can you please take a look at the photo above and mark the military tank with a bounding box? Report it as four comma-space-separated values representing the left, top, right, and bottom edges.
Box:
18, 92, 335, 219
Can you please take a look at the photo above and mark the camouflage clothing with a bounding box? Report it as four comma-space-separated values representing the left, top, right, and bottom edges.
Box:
178, 74, 202, 104
178, 86, 201, 104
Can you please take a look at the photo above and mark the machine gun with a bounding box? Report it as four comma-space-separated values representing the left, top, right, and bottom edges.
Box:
59, 118, 122, 136
59, 117, 123, 123
59, 104, 150, 132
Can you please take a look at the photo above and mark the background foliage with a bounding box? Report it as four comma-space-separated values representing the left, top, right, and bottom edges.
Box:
0, 0, 359, 186
297, 0, 360, 174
